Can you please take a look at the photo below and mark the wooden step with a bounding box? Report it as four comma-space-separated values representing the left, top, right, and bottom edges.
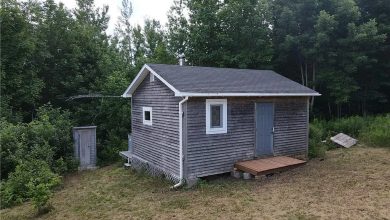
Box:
234, 156, 306, 176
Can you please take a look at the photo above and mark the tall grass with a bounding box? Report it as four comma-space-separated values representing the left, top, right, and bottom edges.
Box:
308, 121, 327, 158
360, 115, 390, 147
309, 114, 390, 158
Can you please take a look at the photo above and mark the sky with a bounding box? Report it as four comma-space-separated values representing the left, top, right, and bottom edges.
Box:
54, 0, 174, 34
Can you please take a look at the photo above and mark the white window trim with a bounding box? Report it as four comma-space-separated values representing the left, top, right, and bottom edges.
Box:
206, 99, 227, 134
142, 107, 152, 126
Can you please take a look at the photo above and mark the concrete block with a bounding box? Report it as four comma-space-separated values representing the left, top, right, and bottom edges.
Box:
186, 178, 199, 188
255, 175, 266, 180
243, 172, 252, 180
231, 170, 242, 179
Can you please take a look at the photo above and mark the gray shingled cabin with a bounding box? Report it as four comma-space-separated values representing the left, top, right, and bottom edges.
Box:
121, 63, 320, 187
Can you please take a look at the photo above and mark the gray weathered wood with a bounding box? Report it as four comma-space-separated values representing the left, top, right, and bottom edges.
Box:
73, 126, 97, 169
130, 72, 309, 181
331, 133, 357, 148
132, 73, 181, 177
185, 97, 308, 179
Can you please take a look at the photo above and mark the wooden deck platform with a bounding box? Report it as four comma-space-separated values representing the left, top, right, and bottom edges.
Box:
234, 156, 306, 176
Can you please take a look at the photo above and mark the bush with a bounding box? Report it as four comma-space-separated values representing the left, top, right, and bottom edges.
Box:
309, 115, 390, 158
0, 160, 61, 210
0, 104, 72, 210
327, 116, 369, 137
97, 132, 128, 166
0, 120, 26, 179
308, 122, 327, 158
31, 104, 76, 173
0, 104, 75, 180
360, 115, 390, 147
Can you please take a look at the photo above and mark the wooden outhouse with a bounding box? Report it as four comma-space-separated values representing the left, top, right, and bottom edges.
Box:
121, 64, 320, 185
73, 126, 97, 170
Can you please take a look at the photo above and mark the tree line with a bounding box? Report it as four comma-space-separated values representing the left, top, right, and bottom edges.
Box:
1, 0, 389, 160
0, 0, 388, 211
167, 0, 389, 117
2, 0, 389, 121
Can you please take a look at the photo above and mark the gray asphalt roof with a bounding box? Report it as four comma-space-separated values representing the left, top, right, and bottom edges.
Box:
147, 64, 319, 95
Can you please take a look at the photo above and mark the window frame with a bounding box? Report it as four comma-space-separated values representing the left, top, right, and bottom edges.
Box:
142, 107, 152, 126
206, 99, 227, 134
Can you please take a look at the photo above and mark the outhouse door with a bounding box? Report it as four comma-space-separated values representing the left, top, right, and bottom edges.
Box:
73, 126, 96, 170
255, 103, 274, 157
79, 130, 91, 167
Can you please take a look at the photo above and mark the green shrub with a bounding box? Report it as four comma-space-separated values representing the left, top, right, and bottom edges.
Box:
308, 122, 327, 158
0, 104, 75, 180
327, 116, 368, 137
0, 160, 61, 209
27, 170, 61, 214
0, 104, 72, 210
309, 115, 390, 158
0, 120, 26, 179
360, 115, 390, 147
33, 104, 75, 173
97, 132, 128, 166
308, 139, 327, 158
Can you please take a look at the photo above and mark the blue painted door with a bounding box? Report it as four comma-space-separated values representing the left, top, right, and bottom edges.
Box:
255, 103, 274, 156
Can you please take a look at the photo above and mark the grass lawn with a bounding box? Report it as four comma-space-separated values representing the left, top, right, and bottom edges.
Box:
1, 146, 389, 220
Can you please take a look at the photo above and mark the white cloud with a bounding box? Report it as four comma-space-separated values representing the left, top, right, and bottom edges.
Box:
54, 0, 173, 34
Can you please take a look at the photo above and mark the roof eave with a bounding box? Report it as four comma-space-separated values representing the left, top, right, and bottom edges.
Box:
175, 92, 321, 97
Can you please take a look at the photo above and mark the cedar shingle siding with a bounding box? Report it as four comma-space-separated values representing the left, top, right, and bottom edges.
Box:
273, 98, 309, 156
184, 97, 308, 179
185, 98, 255, 178
132, 74, 181, 178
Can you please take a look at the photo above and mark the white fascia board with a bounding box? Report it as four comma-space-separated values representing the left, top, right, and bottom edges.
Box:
145, 65, 181, 95
122, 64, 181, 98
122, 64, 148, 98
176, 92, 321, 97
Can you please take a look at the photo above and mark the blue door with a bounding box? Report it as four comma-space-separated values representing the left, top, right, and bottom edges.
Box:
255, 103, 274, 156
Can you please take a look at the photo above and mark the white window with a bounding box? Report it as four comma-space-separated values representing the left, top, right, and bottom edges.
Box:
206, 99, 227, 134
142, 107, 152, 125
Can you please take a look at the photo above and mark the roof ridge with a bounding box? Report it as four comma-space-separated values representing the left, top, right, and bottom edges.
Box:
147, 63, 275, 72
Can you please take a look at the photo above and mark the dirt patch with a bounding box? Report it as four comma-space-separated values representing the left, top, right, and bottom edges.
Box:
1, 146, 389, 219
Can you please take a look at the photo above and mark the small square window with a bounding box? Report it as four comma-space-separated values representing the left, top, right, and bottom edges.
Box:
142, 107, 152, 125
206, 99, 227, 134
210, 104, 223, 128
150, 73, 154, 82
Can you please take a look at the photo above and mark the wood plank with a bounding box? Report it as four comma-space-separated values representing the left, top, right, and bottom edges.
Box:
268, 156, 306, 166
330, 133, 357, 148
234, 156, 306, 176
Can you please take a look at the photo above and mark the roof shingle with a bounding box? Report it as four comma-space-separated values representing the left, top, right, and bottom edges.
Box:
147, 64, 319, 95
